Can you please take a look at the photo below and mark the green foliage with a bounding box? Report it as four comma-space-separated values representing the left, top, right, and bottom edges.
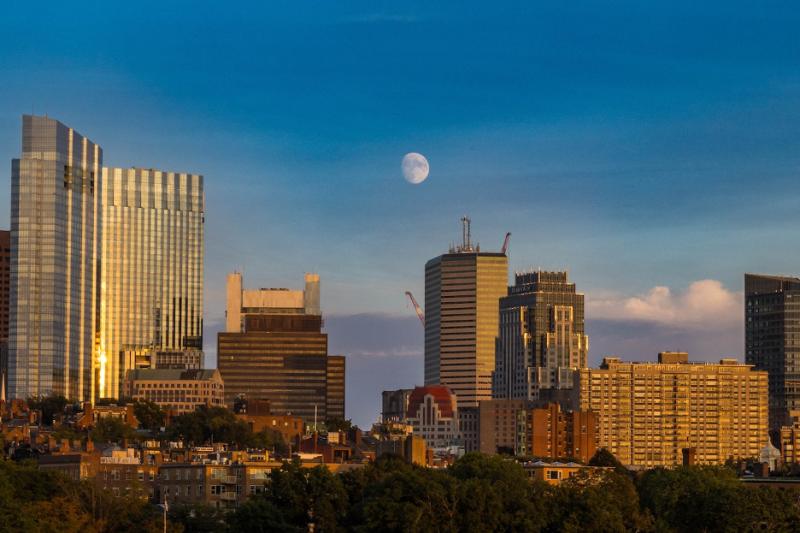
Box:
325, 418, 353, 433
133, 399, 165, 433
637, 465, 800, 532
588, 448, 628, 474
27, 394, 69, 426
90, 416, 137, 443
165, 406, 288, 450
0, 458, 178, 532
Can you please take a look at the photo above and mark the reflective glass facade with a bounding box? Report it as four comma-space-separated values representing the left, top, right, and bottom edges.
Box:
98, 168, 204, 399
10, 115, 101, 401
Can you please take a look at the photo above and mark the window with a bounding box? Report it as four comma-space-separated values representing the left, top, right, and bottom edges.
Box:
547, 470, 561, 480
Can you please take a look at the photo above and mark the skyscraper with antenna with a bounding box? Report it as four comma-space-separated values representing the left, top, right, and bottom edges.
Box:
424, 217, 508, 408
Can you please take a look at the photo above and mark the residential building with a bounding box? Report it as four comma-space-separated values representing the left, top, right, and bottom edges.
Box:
521, 460, 609, 486
10, 115, 101, 401
76, 402, 138, 430
98, 167, 204, 400
745, 273, 800, 431
516, 402, 598, 462
478, 399, 527, 455
124, 369, 224, 415
779, 421, 800, 465
494, 271, 588, 403
217, 273, 345, 425
575, 352, 768, 468
233, 398, 304, 444
405, 385, 459, 448
381, 389, 412, 422
424, 217, 508, 408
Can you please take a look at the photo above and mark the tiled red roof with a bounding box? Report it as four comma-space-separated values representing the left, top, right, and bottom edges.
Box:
406, 386, 456, 419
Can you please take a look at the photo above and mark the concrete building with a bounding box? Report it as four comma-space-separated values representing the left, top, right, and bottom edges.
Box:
124, 369, 224, 415
10, 115, 101, 401
745, 273, 800, 431
381, 389, 412, 422
516, 402, 597, 462
424, 217, 508, 408
97, 167, 204, 400
575, 352, 769, 468
478, 399, 527, 455
405, 385, 460, 448
123, 347, 203, 372
494, 271, 588, 403
233, 398, 304, 444
218, 273, 345, 425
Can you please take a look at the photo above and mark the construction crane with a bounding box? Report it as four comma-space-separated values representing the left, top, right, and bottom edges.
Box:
405, 291, 425, 327
501, 232, 511, 254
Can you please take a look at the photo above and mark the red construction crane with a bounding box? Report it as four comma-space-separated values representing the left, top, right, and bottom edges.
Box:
501, 232, 511, 254
405, 291, 425, 327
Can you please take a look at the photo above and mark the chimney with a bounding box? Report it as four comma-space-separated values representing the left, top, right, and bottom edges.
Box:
61, 439, 70, 453
86, 440, 94, 453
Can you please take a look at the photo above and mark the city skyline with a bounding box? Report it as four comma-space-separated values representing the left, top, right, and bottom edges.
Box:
3, 2, 800, 426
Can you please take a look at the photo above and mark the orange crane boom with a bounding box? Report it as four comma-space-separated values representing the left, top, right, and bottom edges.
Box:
405, 291, 425, 327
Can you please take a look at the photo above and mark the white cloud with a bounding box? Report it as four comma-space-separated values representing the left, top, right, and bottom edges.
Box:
588, 279, 742, 330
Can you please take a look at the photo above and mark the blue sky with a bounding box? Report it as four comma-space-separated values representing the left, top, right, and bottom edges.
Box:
2, 1, 800, 426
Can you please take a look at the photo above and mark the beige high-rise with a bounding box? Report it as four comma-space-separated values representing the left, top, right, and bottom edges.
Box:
424, 218, 508, 408
575, 352, 768, 468
97, 168, 204, 399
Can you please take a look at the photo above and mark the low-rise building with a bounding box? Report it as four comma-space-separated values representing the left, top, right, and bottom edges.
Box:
405, 386, 459, 449
124, 369, 225, 415
522, 460, 609, 486
76, 403, 138, 430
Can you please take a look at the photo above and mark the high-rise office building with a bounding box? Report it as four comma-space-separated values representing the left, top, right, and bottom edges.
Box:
745, 273, 800, 431
217, 272, 345, 424
10, 116, 101, 401
97, 167, 204, 399
575, 352, 768, 468
494, 271, 588, 402
0, 230, 9, 399
424, 218, 508, 408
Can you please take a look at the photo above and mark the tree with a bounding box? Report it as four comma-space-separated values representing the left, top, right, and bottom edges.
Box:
325, 418, 352, 433
133, 399, 165, 433
90, 416, 137, 443
27, 394, 69, 426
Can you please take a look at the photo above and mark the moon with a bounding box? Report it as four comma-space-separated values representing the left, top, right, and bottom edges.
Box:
401, 152, 429, 184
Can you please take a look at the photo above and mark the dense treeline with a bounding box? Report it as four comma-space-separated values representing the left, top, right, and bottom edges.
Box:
2, 451, 800, 532
209, 453, 800, 533
0, 459, 166, 532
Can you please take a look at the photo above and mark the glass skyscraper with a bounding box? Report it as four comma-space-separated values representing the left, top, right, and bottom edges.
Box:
98, 167, 204, 399
10, 115, 101, 401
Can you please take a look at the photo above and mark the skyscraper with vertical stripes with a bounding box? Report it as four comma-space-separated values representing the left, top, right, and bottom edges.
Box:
10, 115, 101, 401
98, 168, 204, 399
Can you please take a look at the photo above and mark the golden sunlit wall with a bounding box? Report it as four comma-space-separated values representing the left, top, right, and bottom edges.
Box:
98, 168, 204, 399
10, 116, 101, 402
425, 253, 508, 408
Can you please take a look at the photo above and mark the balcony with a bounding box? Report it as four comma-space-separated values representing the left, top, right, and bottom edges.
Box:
220, 492, 238, 501
222, 476, 238, 484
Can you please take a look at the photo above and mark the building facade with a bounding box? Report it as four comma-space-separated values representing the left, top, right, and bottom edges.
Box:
478, 399, 527, 455
124, 369, 224, 415
745, 273, 800, 431
424, 218, 508, 408
381, 389, 412, 422
516, 402, 597, 462
494, 271, 588, 402
98, 167, 204, 400
10, 115, 101, 401
576, 352, 768, 468
0, 230, 9, 398
217, 273, 345, 425
405, 385, 460, 449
